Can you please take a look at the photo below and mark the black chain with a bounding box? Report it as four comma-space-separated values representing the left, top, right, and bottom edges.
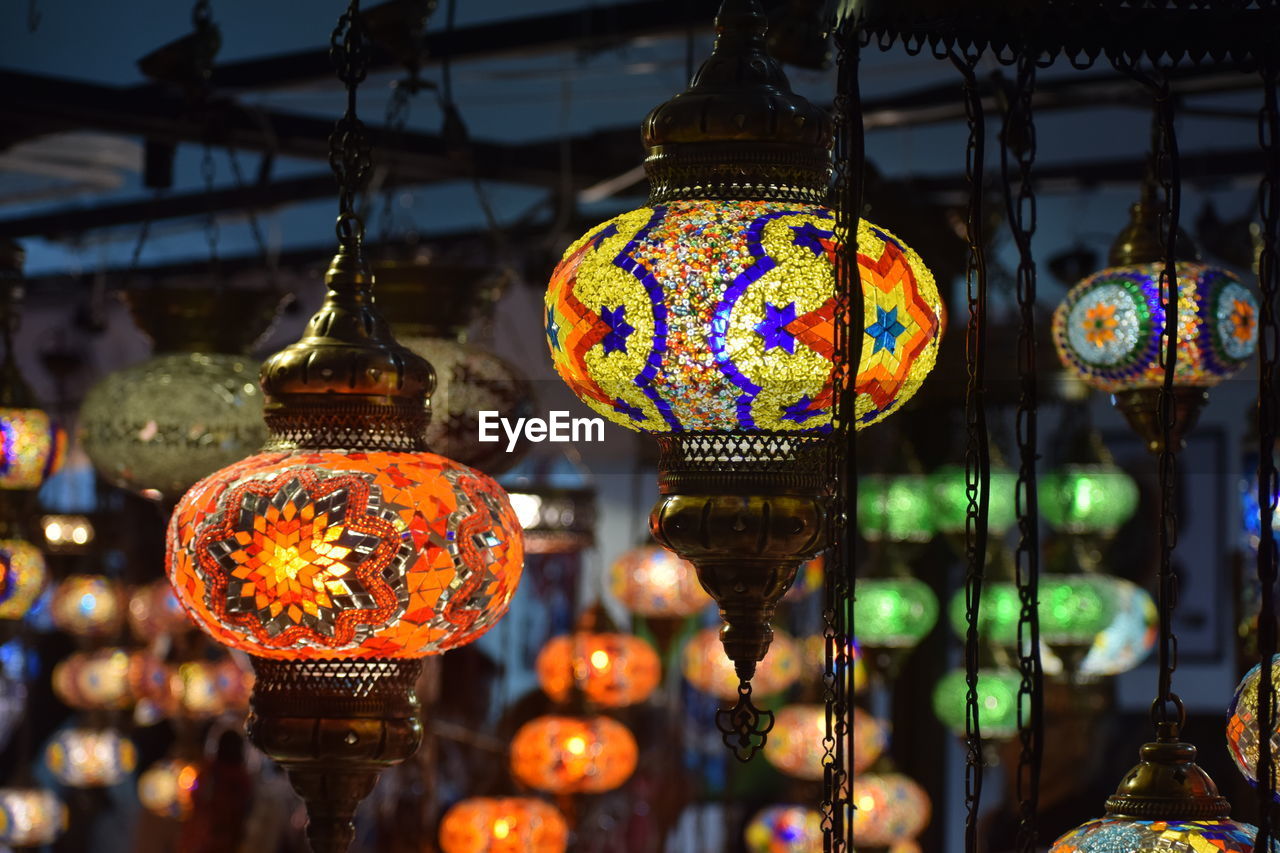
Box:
999, 54, 1044, 853
1255, 62, 1280, 848
952, 49, 991, 853
330, 0, 373, 249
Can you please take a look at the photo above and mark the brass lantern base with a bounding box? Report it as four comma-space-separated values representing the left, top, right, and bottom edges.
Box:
1104, 729, 1231, 821
1112, 387, 1208, 454
248, 658, 424, 853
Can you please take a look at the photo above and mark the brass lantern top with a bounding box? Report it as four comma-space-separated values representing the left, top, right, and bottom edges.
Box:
641, 0, 833, 206
1103, 732, 1231, 821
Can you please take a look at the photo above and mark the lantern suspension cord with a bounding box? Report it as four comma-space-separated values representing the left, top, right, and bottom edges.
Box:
999, 53, 1044, 853
330, 0, 373, 250
1255, 62, 1280, 849
950, 48, 991, 853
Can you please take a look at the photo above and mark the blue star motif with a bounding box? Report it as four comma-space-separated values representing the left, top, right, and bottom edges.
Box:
613, 398, 645, 421
599, 305, 634, 355
591, 223, 619, 250
781, 395, 823, 423
546, 305, 561, 350
754, 301, 797, 354
790, 222, 835, 257
865, 305, 906, 355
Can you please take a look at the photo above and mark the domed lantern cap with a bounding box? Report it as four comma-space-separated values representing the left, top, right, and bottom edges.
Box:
1104, 734, 1231, 821
641, 0, 833, 205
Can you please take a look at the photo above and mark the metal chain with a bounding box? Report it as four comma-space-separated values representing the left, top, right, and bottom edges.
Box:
201, 143, 221, 275
378, 81, 417, 246
951, 49, 991, 853
329, 0, 373, 249
1000, 52, 1044, 853
1255, 62, 1280, 849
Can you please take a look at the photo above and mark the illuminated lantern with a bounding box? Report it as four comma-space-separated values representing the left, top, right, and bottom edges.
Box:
44, 727, 137, 787
1039, 464, 1139, 536
78, 289, 278, 502
745, 805, 823, 853
376, 261, 536, 476
859, 475, 937, 543
0, 787, 67, 847
763, 705, 885, 780
505, 484, 596, 556
545, 0, 941, 753
854, 577, 938, 650
509, 714, 637, 795
1051, 820, 1264, 852
41, 514, 95, 554
0, 539, 45, 621
535, 632, 661, 708
1053, 183, 1258, 452
165, 241, 523, 847
683, 626, 800, 700
137, 759, 201, 819
1080, 577, 1156, 678
49, 574, 126, 638
851, 772, 930, 848
128, 579, 195, 641
929, 464, 1018, 536
1227, 654, 1280, 797
52, 648, 133, 711
932, 667, 1022, 740
438, 797, 568, 853
609, 545, 711, 618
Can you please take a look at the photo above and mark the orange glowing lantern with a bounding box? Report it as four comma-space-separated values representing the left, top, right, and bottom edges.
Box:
535, 632, 661, 708
682, 626, 800, 700
763, 704, 886, 780
137, 759, 200, 819
510, 714, 638, 794
439, 797, 568, 853
609, 544, 711, 618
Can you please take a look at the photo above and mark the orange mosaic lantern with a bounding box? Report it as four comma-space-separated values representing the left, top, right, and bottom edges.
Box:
609, 545, 711, 618
510, 714, 638, 795
137, 759, 200, 820
763, 704, 886, 780
535, 632, 661, 708
439, 797, 568, 853
683, 626, 801, 700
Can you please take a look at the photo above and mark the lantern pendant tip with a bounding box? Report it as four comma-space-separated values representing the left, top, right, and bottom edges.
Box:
715, 680, 774, 762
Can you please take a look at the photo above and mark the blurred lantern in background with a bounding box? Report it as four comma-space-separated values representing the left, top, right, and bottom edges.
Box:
0, 538, 45, 621
609, 545, 711, 619
764, 705, 886, 779
505, 486, 596, 556
438, 797, 568, 853
858, 475, 937, 543
0, 786, 67, 847
137, 758, 200, 820
536, 632, 661, 708
929, 464, 1018, 536
49, 574, 126, 638
781, 555, 824, 602
854, 576, 938, 651
799, 635, 866, 693
1227, 653, 1280, 797
932, 666, 1022, 740
745, 805, 823, 853
44, 727, 137, 787
0, 673, 24, 753
77, 289, 280, 502
39, 514, 94, 553
510, 714, 637, 795
127, 579, 194, 641
683, 626, 800, 700
51, 648, 133, 711
851, 772, 931, 849
1039, 464, 1139, 537
1079, 577, 1156, 678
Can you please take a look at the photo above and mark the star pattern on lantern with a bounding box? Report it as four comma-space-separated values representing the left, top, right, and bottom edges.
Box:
599, 305, 634, 355
866, 306, 907, 355
1082, 302, 1118, 347
545, 305, 561, 351
789, 222, 835, 258
755, 302, 798, 353
1231, 297, 1256, 344
591, 223, 619, 250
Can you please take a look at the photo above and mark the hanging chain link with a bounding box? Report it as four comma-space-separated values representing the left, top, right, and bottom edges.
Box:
330, 0, 373, 249
999, 52, 1044, 853
1255, 62, 1280, 849
951, 49, 991, 853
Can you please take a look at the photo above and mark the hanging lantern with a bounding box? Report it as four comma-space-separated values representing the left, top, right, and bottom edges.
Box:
51, 647, 133, 710
509, 714, 637, 795
858, 475, 938, 543
1227, 654, 1280, 798
128, 579, 195, 641
932, 666, 1022, 740
1053, 181, 1258, 452
683, 626, 800, 700
40, 514, 94, 553
137, 759, 201, 820
44, 727, 137, 787
535, 631, 661, 708
0, 538, 45, 621
544, 0, 942, 756
763, 705, 885, 780
851, 772, 931, 848
1080, 577, 1156, 678
1039, 464, 1140, 536
1051, 819, 1264, 852
506, 485, 596, 556
375, 260, 536, 477
609, 545, 711, 618
928, 464, 1018, 536
854, 577, 938, 650
438, 797, 568, 853
78, 289, 279, 502
49, 574, 126, 638
799, 635, 867, 693
0, 787, 67, 847
745, 805, 823, 853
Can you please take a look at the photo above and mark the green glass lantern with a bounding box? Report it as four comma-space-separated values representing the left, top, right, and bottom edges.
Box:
949, 582, 1023, 647
932, 666, 1022, 740
854, 577, 938, 649
928, 464, 1017, 535
1039, 464, 1140, 536
950, 576, 1115, 651
858, 475, 935, 543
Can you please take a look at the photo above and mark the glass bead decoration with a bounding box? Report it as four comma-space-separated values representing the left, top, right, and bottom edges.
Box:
1053, 262, 1258, 393
535, 632, 662, 708
1050, 819, 1266, 852
137, 759, 200, 819
608, 545, 711, 618
49, 574, 125, 638
0, 539, 46, 620
0, 408, 63, 490
546, 205, 942, 433
853, 577, 938, 648
0, 788, 67, 847
167, 449, 523, 659
44, 727, 137, 787
858, 474, 936, 542
745, 805, 823, 853
932, 666, 1022, 739
929, 464, 1018, 535
509, 714, 638, 795
764, 704, 885, 780
1080, 577, 1156, 678
683, 626, 800, 700
79, 353, 267, 502
1039, 464, 1140, 536
1227, 654, 1280, 797
439, 797, 568, 853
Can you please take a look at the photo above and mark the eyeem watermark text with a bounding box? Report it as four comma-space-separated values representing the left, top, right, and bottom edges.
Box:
478, 411, 605, 452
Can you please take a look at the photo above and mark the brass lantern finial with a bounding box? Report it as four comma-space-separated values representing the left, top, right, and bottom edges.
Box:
1103, 726, 1232, 821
